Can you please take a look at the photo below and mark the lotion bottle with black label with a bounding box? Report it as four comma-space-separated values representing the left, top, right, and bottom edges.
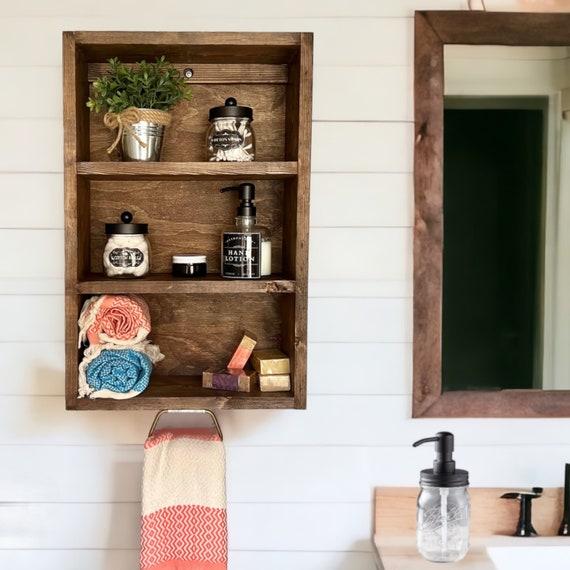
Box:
220, 183, 271, 279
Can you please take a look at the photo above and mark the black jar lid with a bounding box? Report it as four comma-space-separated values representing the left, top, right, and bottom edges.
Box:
105, 211, 148, 235
209, 97, 253, 121
419, 468, 469, 488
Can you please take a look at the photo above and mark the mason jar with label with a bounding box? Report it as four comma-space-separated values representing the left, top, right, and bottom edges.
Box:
207, 97, 255, 162
103, 211, 150, 278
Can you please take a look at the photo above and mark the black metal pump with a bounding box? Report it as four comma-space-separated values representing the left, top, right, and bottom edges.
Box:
220, 183, 256, 217
413, 431, 469, 488
558, 464, 570, 536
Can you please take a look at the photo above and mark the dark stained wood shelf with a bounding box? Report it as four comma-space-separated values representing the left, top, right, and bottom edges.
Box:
73, 375, 295, 410
64, 31, 312, 411
77, 273, 296, 294
76, 161, 298, 180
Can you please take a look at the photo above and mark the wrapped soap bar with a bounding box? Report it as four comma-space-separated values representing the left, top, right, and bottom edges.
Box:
258, 373, 291, 392
203, 369, 255, 392
227, 331, 257, 370
251, 348, 290, 375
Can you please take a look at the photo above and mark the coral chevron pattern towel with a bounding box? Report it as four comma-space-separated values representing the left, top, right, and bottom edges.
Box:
141, 429, 228, 570
77, 294, 162, 399
79, 294, 151, 348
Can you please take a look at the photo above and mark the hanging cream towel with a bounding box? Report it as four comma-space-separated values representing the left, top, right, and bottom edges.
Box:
140, 428, 228, 570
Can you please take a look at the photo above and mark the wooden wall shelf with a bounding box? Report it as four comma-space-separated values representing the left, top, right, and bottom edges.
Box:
63, 31, 313, 410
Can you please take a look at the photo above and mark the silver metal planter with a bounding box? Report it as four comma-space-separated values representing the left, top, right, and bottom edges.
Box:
121, 121, 166, 162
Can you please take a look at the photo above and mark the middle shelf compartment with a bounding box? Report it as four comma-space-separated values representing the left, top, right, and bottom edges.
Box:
79, 177, 289, 279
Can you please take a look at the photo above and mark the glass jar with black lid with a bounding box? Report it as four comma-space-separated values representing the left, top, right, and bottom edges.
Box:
103, 211, 150, 278
207, 97, 255, 162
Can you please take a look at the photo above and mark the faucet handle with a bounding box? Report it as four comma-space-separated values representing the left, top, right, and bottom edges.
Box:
500, 487, 543, 500
501, 488, 543, 537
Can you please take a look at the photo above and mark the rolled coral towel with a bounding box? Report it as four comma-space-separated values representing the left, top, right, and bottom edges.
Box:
141, 428, 228, 570
78, 343, 164, 399
78, 294, 151, 348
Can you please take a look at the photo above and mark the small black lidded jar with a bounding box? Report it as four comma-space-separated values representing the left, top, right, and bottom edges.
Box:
172, 254, 208, 278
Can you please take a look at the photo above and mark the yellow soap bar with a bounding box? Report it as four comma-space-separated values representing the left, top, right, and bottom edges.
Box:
251, 348, 290, 375
258, 373, 291, 392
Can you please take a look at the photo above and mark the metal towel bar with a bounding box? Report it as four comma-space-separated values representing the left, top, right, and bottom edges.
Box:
148, 409, 223, 440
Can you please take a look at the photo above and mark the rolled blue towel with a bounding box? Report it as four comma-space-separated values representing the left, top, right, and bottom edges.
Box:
85, 348, 152, 395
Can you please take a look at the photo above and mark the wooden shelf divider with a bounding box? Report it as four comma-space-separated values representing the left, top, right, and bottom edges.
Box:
77, 161, 298, 180
75, 375, 295, 410
77, 273, 296, 294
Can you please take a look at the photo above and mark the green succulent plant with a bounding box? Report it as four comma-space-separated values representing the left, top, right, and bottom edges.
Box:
86, 56, 192, 114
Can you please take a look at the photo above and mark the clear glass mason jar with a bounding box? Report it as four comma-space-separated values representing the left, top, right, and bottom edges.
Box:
207, 97, 255, 162
417, 485, 470, 563
103, 211, 150, 278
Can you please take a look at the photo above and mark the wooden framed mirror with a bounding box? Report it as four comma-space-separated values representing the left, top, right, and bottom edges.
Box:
413, 11, 570, 418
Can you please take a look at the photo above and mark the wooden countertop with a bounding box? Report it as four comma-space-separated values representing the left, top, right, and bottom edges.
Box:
375, 536, 495, 569
374, 535, 570, 570
374, 487, 566, 570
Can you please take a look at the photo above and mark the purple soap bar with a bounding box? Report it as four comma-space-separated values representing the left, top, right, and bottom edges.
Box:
202, 369, 254, 392
212, 371, 240, 390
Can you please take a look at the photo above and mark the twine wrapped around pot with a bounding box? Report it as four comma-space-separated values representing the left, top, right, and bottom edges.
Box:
103, 107, 172, 154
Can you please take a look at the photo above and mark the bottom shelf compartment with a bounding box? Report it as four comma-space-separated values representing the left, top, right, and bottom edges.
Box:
74, 375, 295, 410
68, 292, 301, 410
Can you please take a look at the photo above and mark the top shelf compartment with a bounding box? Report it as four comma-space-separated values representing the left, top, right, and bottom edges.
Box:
74, 31, 304, 165
76, 161, 298, 180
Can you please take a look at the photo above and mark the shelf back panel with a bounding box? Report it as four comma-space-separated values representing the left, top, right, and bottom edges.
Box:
144, 293, 283, 376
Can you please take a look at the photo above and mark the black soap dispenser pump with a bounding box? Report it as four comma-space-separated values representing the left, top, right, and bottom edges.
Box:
558, 463, 570, 536
220, 183, 271, 279
413, 432, 470, 563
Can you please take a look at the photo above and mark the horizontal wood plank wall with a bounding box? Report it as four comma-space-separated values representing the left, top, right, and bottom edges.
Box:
1, 3, 570, 569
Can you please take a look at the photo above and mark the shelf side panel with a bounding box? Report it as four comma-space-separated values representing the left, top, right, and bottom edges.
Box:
284, 33, 313, 409
63, 33, 91, 409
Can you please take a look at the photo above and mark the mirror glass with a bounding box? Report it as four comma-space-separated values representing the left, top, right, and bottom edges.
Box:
443, 45, 570, 391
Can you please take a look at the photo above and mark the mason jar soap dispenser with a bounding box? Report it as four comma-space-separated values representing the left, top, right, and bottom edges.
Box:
413, 432, 470, 563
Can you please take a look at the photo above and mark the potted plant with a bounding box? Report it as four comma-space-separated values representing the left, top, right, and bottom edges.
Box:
87, 56, 192, 162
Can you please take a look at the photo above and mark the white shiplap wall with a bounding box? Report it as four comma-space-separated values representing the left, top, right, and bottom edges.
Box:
1, 2, 570, 569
